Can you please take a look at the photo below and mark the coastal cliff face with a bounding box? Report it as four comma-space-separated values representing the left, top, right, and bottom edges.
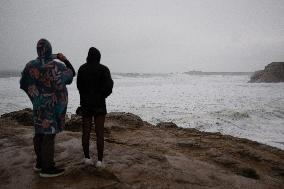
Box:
0, 109, 284, 189
250, 62, 284, 83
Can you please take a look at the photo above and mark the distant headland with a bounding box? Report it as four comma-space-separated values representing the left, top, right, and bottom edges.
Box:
184, 71, 252, 76
250, 62, 284, 83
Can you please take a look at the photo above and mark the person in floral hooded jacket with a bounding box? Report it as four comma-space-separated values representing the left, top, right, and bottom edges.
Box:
20, 39, 75, 177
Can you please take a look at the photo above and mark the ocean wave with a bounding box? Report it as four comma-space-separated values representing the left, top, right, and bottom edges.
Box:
211, 110, 250, 120
0, 71, 20, 78
113, 73, 171, 78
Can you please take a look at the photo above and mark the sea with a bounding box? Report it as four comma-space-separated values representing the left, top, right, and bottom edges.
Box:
0, 71, 284, 150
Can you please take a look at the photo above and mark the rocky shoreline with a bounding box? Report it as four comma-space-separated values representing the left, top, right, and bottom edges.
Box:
0, 109, 283, 189
250, 62, 284, 83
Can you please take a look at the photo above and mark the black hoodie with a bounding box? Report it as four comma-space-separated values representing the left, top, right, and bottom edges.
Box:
77, 47, 113, 114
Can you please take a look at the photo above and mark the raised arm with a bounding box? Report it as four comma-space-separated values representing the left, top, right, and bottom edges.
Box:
57, 53, 76, 76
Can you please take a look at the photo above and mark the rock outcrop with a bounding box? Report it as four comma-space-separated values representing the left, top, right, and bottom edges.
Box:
65, 114, 82, 132
0, 109, 284, 189
250, 62, 284, 83
1, 108, 33, 126
156, 122, 178, 128
1, 109, 145, 132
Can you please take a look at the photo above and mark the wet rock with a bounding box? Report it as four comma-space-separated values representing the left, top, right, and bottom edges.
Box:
177, 140, 201, 148
206, 148, 223, 157
271, 166, 284, 177
0, 108, 33, 126
147, 153, 167, 162
237, 149, 262, 162
65, 114, 111, 133
106, 112, 144, 128
156, 122, 178, 128
235, 167, 260, 179
213, 154, 238, 167
65, 115, 82, 132
250, 62, 284, 83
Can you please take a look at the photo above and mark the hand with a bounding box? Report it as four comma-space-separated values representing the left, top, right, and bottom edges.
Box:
57, 53, 67, 62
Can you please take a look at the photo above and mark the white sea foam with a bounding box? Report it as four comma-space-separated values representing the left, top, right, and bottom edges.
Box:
0, 74, 283, 150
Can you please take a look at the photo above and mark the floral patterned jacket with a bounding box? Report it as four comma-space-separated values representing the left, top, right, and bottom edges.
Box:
20, 39, 73, 134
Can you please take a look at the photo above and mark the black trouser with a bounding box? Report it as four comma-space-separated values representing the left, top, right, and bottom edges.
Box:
82, 114, 105, 161
33, 134, 55, 171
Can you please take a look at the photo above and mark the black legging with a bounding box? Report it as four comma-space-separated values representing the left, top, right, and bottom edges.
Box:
82, 114, 105, 161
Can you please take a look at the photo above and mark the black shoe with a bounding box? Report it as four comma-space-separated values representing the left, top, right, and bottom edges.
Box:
33, 162, 41, 172
39, 167, 65, 178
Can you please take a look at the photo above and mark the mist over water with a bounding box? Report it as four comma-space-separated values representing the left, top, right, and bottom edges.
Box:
1, 72, 284, 150
1, 1, 284, 73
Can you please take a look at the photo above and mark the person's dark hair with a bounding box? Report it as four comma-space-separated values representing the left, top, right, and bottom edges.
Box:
87, 47, 101, 63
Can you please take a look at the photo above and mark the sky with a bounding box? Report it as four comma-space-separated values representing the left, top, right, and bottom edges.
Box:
0, 0, 284, 73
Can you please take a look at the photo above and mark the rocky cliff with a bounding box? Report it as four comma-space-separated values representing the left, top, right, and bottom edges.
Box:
250, 62, 284, 83
0, 109, 284, 189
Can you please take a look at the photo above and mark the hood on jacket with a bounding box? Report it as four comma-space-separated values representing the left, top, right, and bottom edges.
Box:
37, 39, 52, 62
87, 47, 101, 63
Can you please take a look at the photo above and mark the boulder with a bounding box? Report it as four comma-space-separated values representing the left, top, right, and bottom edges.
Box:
250, 62, 284, 82
0, 108, 33, 126
106, 112, 144, 128
65, 114, 82, 132
156, 121, 178, 128
0, 109, 145, 132
65, 112, 145, 132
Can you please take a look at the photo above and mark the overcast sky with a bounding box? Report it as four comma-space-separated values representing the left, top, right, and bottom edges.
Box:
0, 0, 284, 73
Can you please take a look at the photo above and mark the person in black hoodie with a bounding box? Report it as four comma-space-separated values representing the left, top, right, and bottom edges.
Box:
77, 47, 113, 167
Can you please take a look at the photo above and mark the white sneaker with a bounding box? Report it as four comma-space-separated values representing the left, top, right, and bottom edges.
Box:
84, 158, 94, 165
33, 165, 41, 172
95, 161, 105, 169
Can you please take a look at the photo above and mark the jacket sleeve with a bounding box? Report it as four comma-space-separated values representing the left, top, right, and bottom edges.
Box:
76, 67, 83, 93
20, 65, 30, 93
63, 59, 76, 77
20, 63, 35, 101
57, 62, 74, 85
101, 67, 113, 98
